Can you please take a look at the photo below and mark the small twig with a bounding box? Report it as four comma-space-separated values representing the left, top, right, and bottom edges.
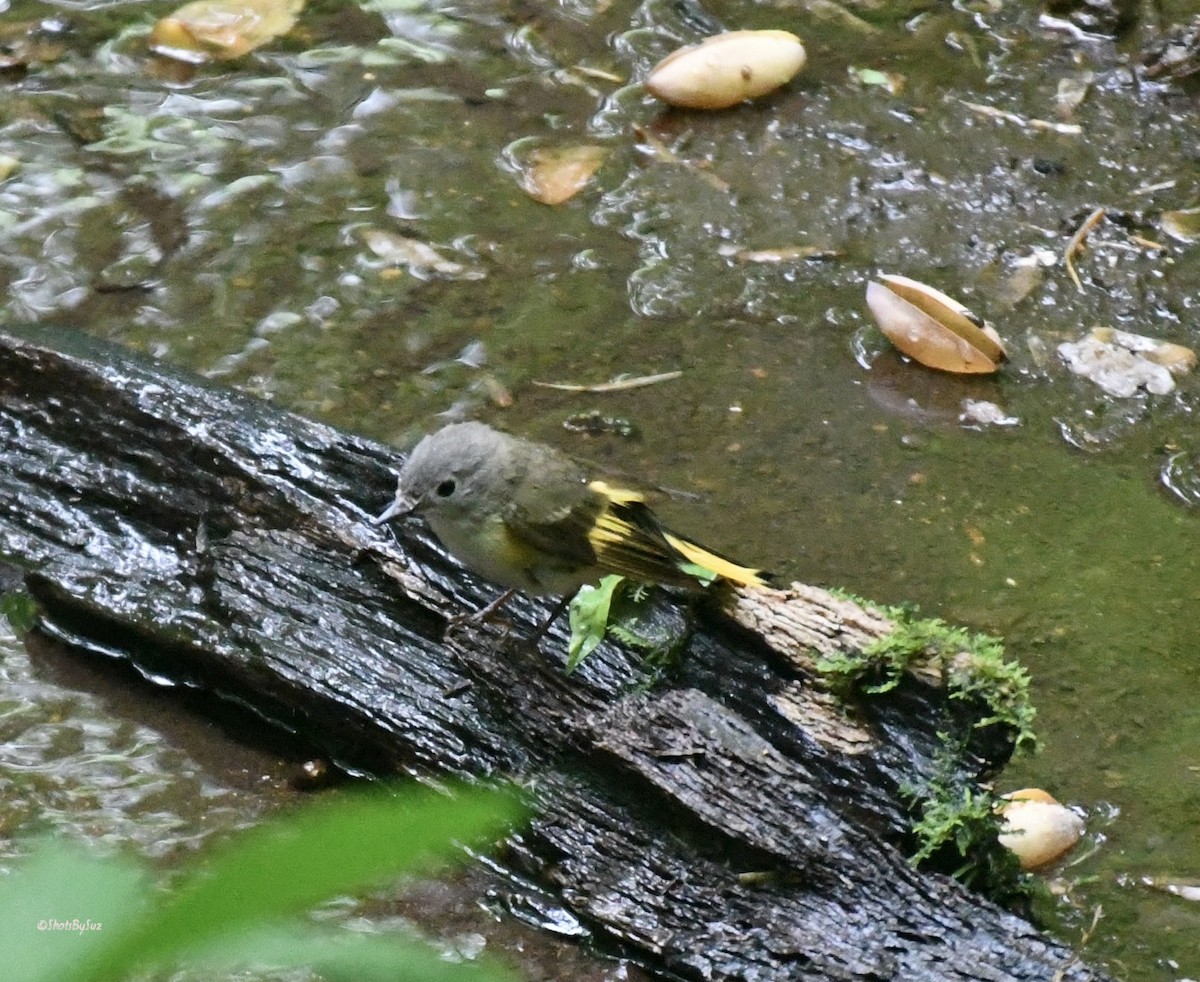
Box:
632, 125, 731, 193
1091, 241, 1144, 255
573, 64, 624, 84
1051, 905, 1103, 982
1064, 206, 1106, 293
1130, 179, 1176, 196
732, 245, 843, 263
804, 0, 879, 34
1129, 233, 1167, 251
533, 371, 683, 393
1037, 13, 1094, 42
961, 100, 1083, 136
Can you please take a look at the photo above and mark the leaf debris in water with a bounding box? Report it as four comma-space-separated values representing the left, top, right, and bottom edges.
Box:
533, 371, 682, 393
960, 99, 1082, 136
1063, 206, 1106, 293
148, 0, 306, 64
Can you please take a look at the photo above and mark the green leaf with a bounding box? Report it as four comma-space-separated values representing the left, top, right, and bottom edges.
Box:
85, 784, 523, 980
0, 840, 149, 982
676, 562, 718, 586
848, 65, 904, 95
851, 67, 890, 86
566, 574, 623, 673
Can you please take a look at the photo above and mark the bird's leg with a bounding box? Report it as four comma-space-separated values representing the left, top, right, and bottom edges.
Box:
472, 588, 518, 622
445, 590, 571, 649
526, 592, 573, 647
445, 588, 517, 635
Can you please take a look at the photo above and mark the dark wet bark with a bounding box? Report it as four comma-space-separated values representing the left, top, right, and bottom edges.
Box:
0, 324, 1110, 982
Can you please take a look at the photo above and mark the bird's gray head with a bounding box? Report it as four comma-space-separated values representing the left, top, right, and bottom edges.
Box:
373, 421, 512, 525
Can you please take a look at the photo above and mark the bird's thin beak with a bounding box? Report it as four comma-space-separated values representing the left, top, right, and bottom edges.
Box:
372, 494, 416, 525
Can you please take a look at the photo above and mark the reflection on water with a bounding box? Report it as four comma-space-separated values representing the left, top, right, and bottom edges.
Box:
0, 620, 284, 863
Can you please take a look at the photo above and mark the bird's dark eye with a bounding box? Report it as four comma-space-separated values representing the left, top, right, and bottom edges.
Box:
435, 479, 457, 498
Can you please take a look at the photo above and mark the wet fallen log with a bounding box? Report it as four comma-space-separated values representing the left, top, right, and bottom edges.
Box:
0, 324, 1109, 981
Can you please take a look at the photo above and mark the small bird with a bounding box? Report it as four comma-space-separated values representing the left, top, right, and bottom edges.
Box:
373, 422, 769, 621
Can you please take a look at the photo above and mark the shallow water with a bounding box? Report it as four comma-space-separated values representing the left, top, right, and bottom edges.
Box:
0, 609, 650, 981
3, 0, 1200, 977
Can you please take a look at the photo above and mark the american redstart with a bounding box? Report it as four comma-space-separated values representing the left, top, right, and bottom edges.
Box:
373, 421, 770, 619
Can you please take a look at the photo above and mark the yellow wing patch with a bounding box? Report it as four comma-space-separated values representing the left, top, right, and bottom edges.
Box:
583, 483, 770, 589
587, 480, 644, 505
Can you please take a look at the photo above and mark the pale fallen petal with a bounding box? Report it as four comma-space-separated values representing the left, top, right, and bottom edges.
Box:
960, 400, 1019, 427
1059, 327, 1195, 397
1058, 339, 1170, 397
474, 374, 513, 408
149, 0, 305, 64
1091, 327, 1197, 373
520, 144, 608, 206
360, 228, 468, 277
1055, 73, 1092, 118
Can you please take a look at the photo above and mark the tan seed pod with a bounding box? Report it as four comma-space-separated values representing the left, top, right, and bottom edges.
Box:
997, 789, 1084, 870
866, 274, 1007, 374
646, 30, 806, 110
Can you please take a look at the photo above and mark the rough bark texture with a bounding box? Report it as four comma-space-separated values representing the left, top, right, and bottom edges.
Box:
0, 324, 1109, 981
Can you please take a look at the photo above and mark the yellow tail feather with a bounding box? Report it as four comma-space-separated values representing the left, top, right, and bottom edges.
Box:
664, 532, 770, 588
583, 480, 770, 588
